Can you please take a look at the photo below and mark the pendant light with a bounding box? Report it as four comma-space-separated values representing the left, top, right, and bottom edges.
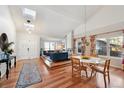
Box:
84, 5, 89, 46
84, 5, 86, 38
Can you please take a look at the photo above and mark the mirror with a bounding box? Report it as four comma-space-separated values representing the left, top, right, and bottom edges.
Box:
1, 33, 8, 43
0, 33, 8, 51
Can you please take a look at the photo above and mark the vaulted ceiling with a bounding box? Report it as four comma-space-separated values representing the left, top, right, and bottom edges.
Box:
9, 5, 103, 40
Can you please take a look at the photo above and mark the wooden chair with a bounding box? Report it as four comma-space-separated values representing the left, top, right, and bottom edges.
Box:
90, 59, 111, 88
122, 64, 124, 71
122, 59, 124, 71
71, 57, 88, 78
71, 53, 77, 56
91, 54, 98, 57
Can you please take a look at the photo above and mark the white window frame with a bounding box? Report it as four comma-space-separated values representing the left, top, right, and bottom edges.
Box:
96, 36, 123, 59
44, 41, 56, 50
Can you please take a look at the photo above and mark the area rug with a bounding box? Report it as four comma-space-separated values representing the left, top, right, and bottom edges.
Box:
16, 62, 42, 88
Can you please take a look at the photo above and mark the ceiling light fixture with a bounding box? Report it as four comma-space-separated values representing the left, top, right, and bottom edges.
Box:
28, 31, 31, 34
24, 23, 35, 34
27, 19, 31, 23
83, 5, 89, 46
84, 5, 87, 38
24, 23, 35, 28
23, 8, 36, 34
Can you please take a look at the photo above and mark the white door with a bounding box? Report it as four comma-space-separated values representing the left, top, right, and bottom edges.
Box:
18, 39, 31, 59
17, 33, 40, 60
27, 40, 31, 59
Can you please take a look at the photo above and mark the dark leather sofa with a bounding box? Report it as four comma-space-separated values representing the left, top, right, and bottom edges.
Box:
50, 52, 68, 61
43, 51, 68, 61
43, 50, 54, 56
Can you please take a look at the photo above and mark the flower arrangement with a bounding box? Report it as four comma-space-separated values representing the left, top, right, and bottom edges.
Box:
1, 42, 14, 54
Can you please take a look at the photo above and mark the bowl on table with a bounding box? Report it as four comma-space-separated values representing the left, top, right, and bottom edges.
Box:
81, 56, 90, 60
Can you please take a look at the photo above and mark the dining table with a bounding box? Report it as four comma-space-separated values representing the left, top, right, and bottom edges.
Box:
71, 55, 106, 78
72, 55, 105, 66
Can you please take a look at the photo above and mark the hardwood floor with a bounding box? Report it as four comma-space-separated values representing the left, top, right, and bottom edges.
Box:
0, 58, 124, 88
41, 56, 71, 69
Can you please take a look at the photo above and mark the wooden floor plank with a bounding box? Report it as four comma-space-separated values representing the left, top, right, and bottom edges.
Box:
0, 58, 124, 88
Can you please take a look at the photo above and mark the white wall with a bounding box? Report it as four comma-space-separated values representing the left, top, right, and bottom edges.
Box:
0, 6, 16, 44
87, 6, 124, 32
16, 32, 40, 60
40, 37, 44, 49
0, 6, 16, 77
74, 24, 85, 38
66, 31, 72, 49
74, 6, 124, 37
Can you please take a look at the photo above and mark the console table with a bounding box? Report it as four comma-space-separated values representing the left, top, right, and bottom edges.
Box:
0, 56, 16, 79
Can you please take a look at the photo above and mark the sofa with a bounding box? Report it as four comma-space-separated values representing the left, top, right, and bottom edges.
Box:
43, 51, 68, 61
49, 52, 68, 61
43, 50, 54, 56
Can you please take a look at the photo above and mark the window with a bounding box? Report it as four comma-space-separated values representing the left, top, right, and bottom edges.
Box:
109, 36, 123, 57
78, 42, 82, 53
96, 36, 123, 58
44, 42, 50, 50
50, 42, 55, 50
44, 41, 65, 51
44, 42, 56, 50
96, 38, 107, 56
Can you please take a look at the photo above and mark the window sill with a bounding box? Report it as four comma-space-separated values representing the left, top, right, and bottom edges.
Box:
98, 55, 122, 60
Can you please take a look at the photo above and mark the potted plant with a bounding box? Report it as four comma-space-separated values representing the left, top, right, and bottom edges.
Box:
85, 40, 89, 46
40, 48, 43, 56
2, 42, 14, 55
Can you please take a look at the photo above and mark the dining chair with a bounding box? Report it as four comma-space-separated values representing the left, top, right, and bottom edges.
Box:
90, 59, 111, 88
123, 64, 124, 71
122, 59, 124, 71
0, 71, 1, 79
71, 57, 88, 78
92, 54, 98, 57
71, 53, 77, 56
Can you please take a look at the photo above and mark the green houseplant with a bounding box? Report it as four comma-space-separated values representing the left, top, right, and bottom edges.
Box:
85, 40, 89, 46
2, 42, 14, 54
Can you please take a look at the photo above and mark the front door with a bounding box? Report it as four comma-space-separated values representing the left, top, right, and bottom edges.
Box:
17, 33, 40, 60
18, 39, 31, 59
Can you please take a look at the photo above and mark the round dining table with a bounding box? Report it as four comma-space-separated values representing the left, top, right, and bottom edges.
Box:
72, 56, 105, 65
